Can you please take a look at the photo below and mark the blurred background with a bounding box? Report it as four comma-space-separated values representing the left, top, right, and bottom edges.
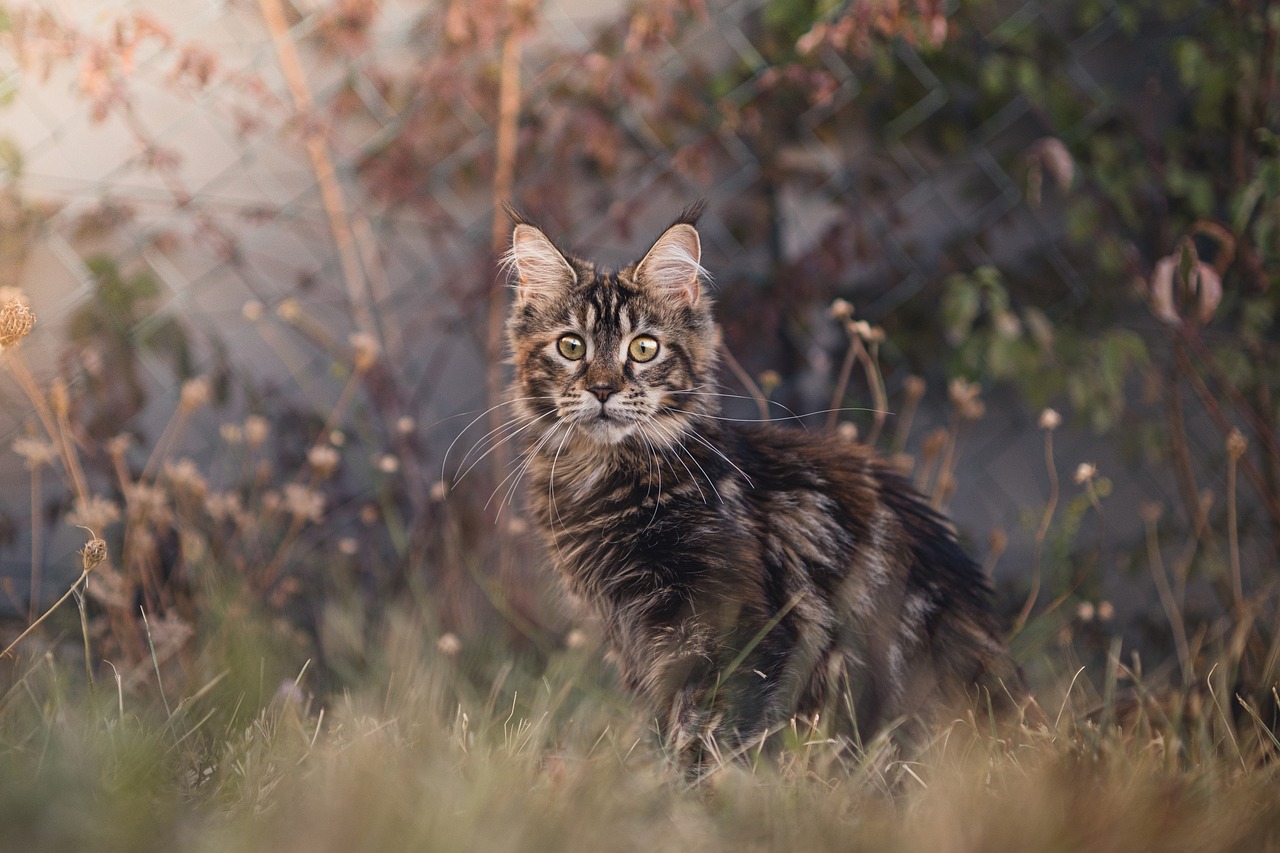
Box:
0, 0, 1276, 688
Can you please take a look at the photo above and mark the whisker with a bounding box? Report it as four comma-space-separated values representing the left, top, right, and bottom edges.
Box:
440, 395, 555, 481
454, 409, 558, 486
486, 417, 566, 515
644, 419, 718, 505
678, 423, 755, 489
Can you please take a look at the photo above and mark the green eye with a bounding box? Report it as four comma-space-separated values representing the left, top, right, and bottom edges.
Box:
628, 335, 660, 362
557, 334, 586, 360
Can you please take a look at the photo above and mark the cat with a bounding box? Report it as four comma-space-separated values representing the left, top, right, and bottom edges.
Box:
502, 203, 1028, 768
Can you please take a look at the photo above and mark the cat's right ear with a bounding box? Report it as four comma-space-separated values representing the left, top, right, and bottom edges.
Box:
507, 224, 577, 307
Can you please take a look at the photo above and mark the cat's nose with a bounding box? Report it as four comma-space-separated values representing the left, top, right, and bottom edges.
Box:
589, 384, 618, 403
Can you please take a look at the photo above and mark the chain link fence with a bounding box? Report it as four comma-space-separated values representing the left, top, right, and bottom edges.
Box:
0, 0, 1249, 648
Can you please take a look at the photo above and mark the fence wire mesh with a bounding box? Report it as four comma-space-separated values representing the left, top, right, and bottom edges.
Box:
0, 0, 1256, 642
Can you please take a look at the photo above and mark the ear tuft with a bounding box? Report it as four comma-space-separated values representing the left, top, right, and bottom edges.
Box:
505, 224, 576, 306
635, 223, 707, 305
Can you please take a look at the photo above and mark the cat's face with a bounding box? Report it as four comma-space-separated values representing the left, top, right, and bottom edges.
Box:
505, 217, 720, 448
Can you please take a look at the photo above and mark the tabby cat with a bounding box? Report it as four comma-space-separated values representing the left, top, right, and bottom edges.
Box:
503, 204, 1026, 766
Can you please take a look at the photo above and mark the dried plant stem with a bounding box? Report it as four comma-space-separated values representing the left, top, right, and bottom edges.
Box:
4, 350, 87, 501
892, 387, 922, 455
486, 10, 526, 479
1228, 449, 1244, 614
827, 332, 861, 430
1176, 340, 1280, 530
0, 570, 88, 660
74, 584, 94, 690
1166, 352, 1207, 534
141, 408, 191, 483
1144, 514, 1191, 685
259, 0, 378, 341
929, 418, 964, 510
1014, 429, 1058, 634
857, 341, 888, 445
721, 344, 770, 421
1182, 327, 1280, 480
28, 467, 42, 623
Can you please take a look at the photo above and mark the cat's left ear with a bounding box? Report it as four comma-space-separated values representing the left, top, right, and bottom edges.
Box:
636, 223, 707, 306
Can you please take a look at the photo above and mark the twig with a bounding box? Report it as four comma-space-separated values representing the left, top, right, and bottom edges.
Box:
485, 4, 526, 479
856, 340, 887, 445
720, 344, 770, 422
826, 330, 861, 430
1, 571, 88, 660
258, 0, 379, 340
1013, 426, 1058, 634
1175, 339, 1280, 530
1144, 512, 1191, 685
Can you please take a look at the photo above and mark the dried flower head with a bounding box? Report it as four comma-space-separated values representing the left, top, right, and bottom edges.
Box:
12, 436, 57, 469
307, 444, 340, 479
1074, 462, 1098, 485
828, 298, 855, 321
275, 298, 301, 322
79, 534, 108, 572
105, 434, 132, 459
204, 490, 242, 523
903, 375, 926, 401
283, 483, 325, 524
429, 481, 448, 502
836, 421, 858, 442
242, 300, 264, 322
164, 457, 208, 499
0, 294, 36, 347
179, 377, 211, 413
1226, 427, 1248, 461
349, 332, 380, 373
436, 632, 462, 657
395, 416, 416, 435
244, 415, 270, 450
125, 483, 173, 527
948, 378, 985, 420
1038, 408, 1062, 431
338, 537, 359, 556
376, 453, 400, 474
220, 423, 244, 445
67, 495, 121, 532
1138, 501, 1164, 525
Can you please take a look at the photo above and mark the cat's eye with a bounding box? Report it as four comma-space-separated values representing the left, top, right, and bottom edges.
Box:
628, 335, 660, 362
557, 334, 586, 360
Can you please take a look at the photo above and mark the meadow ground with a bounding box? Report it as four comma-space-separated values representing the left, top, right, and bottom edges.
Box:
3, 599, 1280, 853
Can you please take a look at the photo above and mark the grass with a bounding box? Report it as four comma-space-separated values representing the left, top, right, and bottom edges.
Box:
3, 601, 1280, 853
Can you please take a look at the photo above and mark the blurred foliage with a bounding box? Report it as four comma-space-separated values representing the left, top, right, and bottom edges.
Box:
0, 0, 1277, 700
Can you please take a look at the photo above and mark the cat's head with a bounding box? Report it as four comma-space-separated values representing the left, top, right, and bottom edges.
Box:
505, 208, 720, 447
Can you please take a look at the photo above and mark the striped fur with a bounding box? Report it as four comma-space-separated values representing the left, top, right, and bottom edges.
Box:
504, 211, 1026, 766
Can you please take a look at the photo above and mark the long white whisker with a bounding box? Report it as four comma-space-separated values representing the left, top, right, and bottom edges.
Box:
679, 422, 755, 489
645, 419, 717, 505
486, 417, 565, 515
440, 396, 555, 481
454, 409, 558, 486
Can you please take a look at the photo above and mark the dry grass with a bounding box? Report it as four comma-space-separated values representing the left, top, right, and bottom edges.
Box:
2, 602, 1279, 852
